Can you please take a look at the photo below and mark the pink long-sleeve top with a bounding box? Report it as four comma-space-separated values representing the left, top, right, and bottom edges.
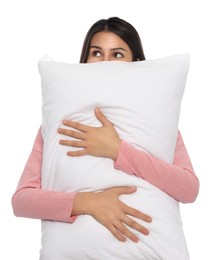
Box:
12, 127, 199, 223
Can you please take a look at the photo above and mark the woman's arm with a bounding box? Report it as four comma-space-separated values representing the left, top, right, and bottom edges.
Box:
12, 127, 151, 242
11, 128, 77, 223
114, 132, 199, 203
59, 108, 199, 203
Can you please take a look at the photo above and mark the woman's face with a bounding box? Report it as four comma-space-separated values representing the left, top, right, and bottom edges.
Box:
87, 32, 133, 63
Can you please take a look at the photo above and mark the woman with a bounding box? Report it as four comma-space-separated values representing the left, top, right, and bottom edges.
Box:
12, 17, 199, 245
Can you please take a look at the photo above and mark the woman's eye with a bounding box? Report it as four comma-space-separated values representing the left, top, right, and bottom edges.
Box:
92, 51, 101, 57
114, 52, 124, 58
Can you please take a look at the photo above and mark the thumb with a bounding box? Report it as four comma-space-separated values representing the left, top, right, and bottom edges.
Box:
115, 186, 137, 196
94, 107, 112, 126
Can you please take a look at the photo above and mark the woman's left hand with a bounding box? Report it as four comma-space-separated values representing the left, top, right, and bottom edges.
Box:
58, 107, 122, 160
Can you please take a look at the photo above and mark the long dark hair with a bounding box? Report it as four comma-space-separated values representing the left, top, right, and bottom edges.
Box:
79, 17, 145, 63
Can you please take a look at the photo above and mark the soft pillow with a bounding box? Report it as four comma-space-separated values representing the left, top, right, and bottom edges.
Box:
39, 54, 190, 260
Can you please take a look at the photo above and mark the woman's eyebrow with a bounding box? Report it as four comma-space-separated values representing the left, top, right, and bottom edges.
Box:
89, 45, 102, 50
89, 46, 127, 52
111, 47, 127, 52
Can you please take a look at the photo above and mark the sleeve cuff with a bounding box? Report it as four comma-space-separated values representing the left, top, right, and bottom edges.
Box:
114, 141, 134, 175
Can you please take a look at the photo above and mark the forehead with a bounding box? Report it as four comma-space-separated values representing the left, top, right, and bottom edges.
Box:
90, 32, 128, 48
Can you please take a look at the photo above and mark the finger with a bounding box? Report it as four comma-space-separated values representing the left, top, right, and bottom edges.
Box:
59, 140, 85, 148
123, 216, 149, 236
114, 221, 139, 243
94, 107, 112, 127
58, 128, 85, 140
113, 186, 137, 196
67, 149, 87, 157
108, 225, 127, 242
62, 120, 89, 132
124, 205, 152, 223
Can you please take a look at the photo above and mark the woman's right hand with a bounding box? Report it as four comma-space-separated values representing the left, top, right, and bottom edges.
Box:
72, 186, 152, 243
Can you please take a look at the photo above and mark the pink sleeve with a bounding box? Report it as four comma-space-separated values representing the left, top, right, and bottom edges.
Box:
11, 127, 77, 223
114, 131, 199, 203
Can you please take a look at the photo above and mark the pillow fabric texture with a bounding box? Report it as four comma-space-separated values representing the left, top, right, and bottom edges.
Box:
38, 54, 190, 260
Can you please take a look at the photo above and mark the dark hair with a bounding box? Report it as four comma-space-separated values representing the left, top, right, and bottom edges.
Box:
79, 17, 145, 63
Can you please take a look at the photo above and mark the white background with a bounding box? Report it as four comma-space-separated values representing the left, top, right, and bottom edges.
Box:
0, 0, 215, 259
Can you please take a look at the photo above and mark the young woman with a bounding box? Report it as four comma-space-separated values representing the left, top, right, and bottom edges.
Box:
12, 17, 199, 245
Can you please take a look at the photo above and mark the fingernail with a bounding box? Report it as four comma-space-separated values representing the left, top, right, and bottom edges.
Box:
144, 230, 149, 236
133, 237, 139, 243
147, 217, 152, 223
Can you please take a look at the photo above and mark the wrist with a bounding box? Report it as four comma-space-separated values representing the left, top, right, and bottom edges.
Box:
110, 138, 122, 161
72, 192, 94, 216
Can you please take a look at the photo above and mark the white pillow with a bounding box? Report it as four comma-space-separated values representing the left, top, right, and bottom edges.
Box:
39, 54, 190, 260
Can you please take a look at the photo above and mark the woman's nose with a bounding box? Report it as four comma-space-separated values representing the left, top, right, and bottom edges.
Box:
102, 54, 111, 61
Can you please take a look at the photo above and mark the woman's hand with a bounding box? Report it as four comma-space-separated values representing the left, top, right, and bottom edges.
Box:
58, 107, 122, 160
72, 186, 152, 243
